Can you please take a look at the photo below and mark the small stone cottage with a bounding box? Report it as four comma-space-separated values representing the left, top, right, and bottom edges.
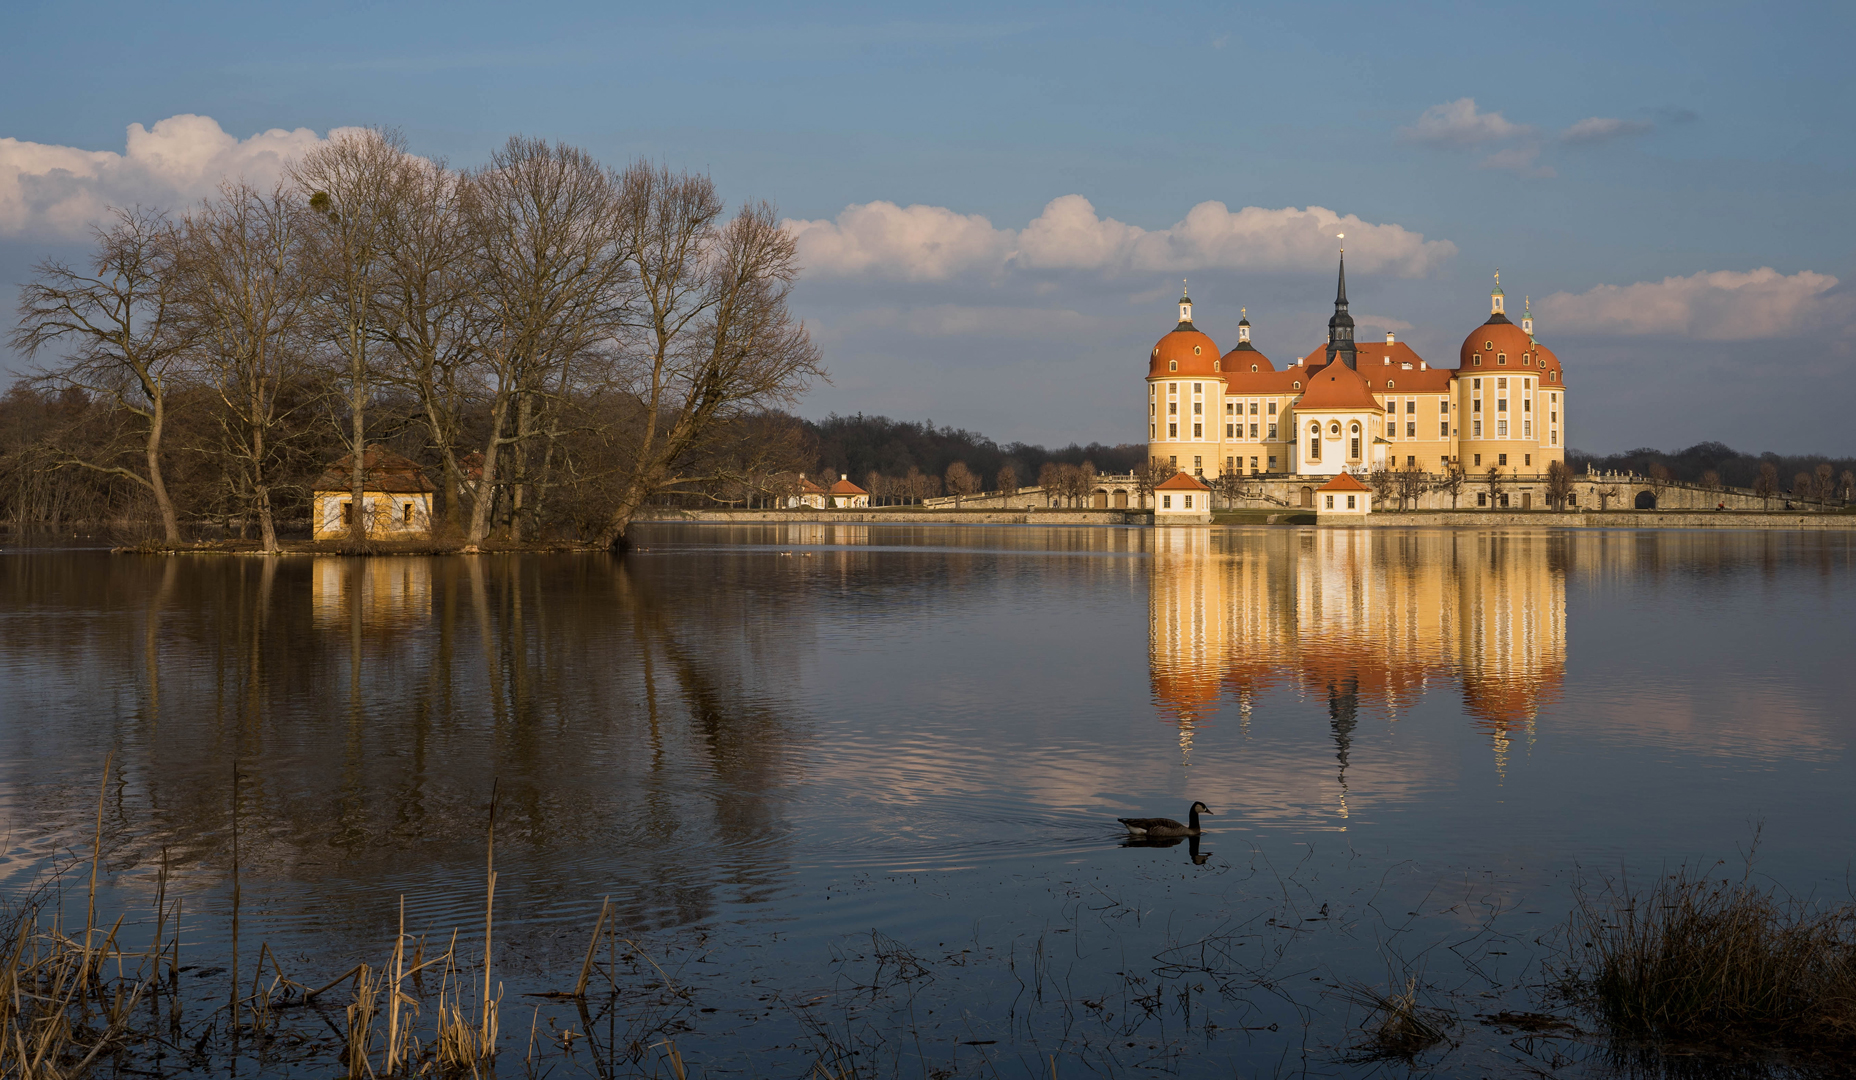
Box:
311, 446, 436, 540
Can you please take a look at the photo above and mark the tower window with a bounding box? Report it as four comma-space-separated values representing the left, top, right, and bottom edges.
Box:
1169, 361, 1177, 371
1498, 353, 1507, 365
1193, 383, 1202, 393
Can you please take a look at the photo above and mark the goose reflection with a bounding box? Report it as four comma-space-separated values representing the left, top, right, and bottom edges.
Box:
1119, 833, 1211, 865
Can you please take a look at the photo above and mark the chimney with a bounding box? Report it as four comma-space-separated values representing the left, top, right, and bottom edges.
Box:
1383, 356, 1390, 366
1386, 331, 1396, 344
840, 473, 847, 481
1419, 361, 1427, 370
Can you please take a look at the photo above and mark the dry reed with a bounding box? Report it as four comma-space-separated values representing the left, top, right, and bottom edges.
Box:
1561, 864, 1856, 1050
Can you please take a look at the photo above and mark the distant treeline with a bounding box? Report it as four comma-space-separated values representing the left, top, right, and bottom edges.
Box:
803, 413, 1145, 491
1568, 442, 1856, 490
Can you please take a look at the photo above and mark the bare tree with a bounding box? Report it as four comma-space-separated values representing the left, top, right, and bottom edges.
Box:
370, 152, 480, 535
592, 163, 823, 551
996, 464, 1017, 501
11, 208, 193, 542
1367, 467, 1395, 511
1484, 466, 1505, 509
1077, 460, 1098, 507
944, 461, 978, 508
1815, 462, 1834, 502
292, 128, 407, 547
863, 470, 885, 507
461, 138, 630, 546
1037, 461, 1061, 507
1392, 463, 1427, 510
1545, 459, 1572, 511
176, 182, 314, 551
1755, 460, 1778, 509
1597, 482, 1621, 511
1841, 470, 1854, 503
1133, 457, 1169, 509
1215, 469, 1245, 509
1793, 472, 1814, 502
1437, 461, 1466, 510
1648, 462, 1671, 502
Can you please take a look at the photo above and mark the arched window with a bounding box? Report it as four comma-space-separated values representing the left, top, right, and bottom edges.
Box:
1387, 379, 1395, 388
1350, 422, 1361, 460
1213, 361, 1220, 371
1308, 423, 1322, 460
1293, 380, 1301, 389
1251, 364, 1258, 372
1497, 352, 1507, 365
1169, 360, 1177, 371
1473, 353, 1482, 366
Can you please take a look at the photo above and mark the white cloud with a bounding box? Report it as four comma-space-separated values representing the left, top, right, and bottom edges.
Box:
1538, 268, 1845, 340
1560, 116, 1655, 144
1478, 145, 1555, 178
787, 195, 1455, 281
1399, 98, 1531, 147
0, 115, 343, 239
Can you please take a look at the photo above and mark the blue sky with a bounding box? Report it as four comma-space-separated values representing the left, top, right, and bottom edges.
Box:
4, 0, 1852, 453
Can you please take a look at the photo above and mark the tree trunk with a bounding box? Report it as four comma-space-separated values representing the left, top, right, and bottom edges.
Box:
465, 394, 512, 548
145, 396, 181, 543
349, 340, 366, 545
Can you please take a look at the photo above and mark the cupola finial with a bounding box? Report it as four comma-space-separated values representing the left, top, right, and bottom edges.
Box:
1490, 269, 1506, 316
1177, 280, 1193, 327
1521, 295, 1534, 337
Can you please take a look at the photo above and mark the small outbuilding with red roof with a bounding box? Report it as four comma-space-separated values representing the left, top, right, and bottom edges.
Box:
1154, 471, 1212, 524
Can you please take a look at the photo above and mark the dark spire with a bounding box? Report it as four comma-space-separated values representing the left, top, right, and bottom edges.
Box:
1325, 248, 1356, 369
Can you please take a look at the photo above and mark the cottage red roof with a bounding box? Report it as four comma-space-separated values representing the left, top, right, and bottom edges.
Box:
313, 446, 435, 494
1155, 471, 1211, 491
797, 475, 827, 494
829, 476, 868, 496
1316, 472, 1371, 492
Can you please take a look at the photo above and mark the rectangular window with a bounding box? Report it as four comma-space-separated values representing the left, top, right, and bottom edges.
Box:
1168, 423, 1177, 437
1169, 456, 1177, 468
1193, 456, 1202, 473
1406, 399, 1417, 413
1193, 383, 1202, 393
1498, 378, 1507, 389
1406, 422, 1416, 438
1551, 429, 1558, 445
403, 503, 413, 524
1524, 454, 1532, 466
1499, 453, 1508, 466
1473, 399, 1482, 412
1268, 423, 1278, 440
1325, 495, 1335, 509
1249, 423, 1258, 439
1473, 420, 1483, 438
1193, 423, 1202, 438
1497, 398, 1508, 412
1440, 422, 1449, 438
1406, 455, 1416, 467
1150, 424, 1156, 439
1474, 378, 1482, 390
1251, 456, 1259, 471
1524, 398, 1532, 412
1169, 383, 1177, 394
1226, 456, 1234, 472
1162, 495, 1172, 509
1226, 423, 1235, 438
1268, 455, 1277, 470
1267, 402, 1277, 415
1250, 402, 1259, 415
1169, 401, 1177, 414
1524, 420, 1532, 438
1347, 495, 1356, 509
1149, 403, 1155, 415
1193, 401, 1202, 414
1185, 495, 1193, 508
1351, 437, 1360, 459
1226, 402, 1234, 414
1551, 411, 1557, 423
341, 502, 353, 525
1498, 419, 1508, 436
1478, 492, 1487, 506
1474, 454, 1482, 467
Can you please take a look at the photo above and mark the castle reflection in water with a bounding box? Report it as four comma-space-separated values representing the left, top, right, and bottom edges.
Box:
1150, 529, 1566, 776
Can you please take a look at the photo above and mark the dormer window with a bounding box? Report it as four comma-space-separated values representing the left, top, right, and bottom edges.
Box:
1497, 353, 1507, 365
1473, 353, 1482, 366
1293, 381, 1301, 389
1387, 380, 1395, 388
1169, 361, 1177, 371
1250, 364, 1258, 372
1193, 346, 1202, 355
1213, 361, 1220, 371
1401, 362, 1412, 370
1485, 340, 1494, 350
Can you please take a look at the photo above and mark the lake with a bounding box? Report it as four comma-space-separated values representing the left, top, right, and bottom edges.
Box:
0, 524, 1850, 1077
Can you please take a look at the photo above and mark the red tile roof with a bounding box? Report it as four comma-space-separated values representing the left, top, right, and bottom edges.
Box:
1156, 471, 1211, 491
1317, 472, 1371, 492
829, 476, 868, 496
313, 446, 435, 494
1294, 362, 1384, 411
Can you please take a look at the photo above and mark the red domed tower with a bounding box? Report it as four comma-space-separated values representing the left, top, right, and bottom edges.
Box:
1453, 274, 1565, 478
1145, 285, 1224, 474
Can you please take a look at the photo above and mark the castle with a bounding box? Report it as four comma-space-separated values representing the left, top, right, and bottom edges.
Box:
1145, 254, 1566, 481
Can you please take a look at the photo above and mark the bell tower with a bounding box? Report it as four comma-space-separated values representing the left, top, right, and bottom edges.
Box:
1325, 241, 1356, 369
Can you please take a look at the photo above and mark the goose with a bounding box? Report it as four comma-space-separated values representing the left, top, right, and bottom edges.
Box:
1118, 802, 1212, 837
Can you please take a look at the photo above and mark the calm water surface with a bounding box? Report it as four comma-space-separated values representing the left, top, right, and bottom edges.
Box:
0, 525, 1850, 1077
